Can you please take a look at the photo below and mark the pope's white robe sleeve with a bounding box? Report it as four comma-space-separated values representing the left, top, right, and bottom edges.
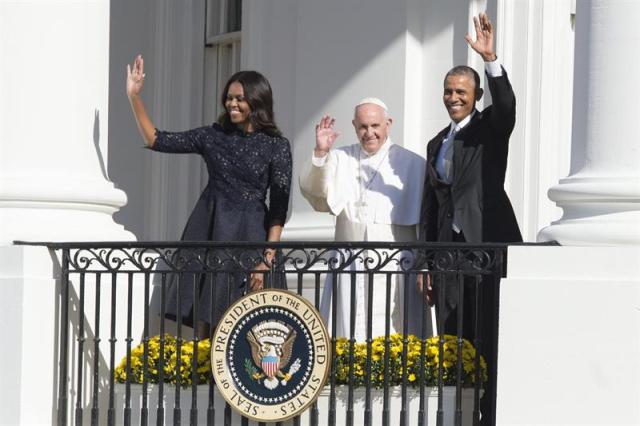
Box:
299, 152, 334, 213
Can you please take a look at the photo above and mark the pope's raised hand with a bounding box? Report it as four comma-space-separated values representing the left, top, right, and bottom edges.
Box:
126, 54, 146, 98
314, 115, 340, 156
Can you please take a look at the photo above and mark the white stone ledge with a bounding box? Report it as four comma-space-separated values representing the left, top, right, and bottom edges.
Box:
506, 245, 640, 279
0, 178, 128, 208
548, 176, 640, 201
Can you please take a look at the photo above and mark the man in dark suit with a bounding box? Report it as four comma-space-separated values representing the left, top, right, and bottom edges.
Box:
419, 12, 522, 330
418, 13, 522, 424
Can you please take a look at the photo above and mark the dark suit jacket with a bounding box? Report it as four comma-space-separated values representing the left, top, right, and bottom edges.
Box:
420, 68, 523, 244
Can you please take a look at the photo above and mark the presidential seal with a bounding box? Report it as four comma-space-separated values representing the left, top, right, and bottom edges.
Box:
211, 289, 331, 422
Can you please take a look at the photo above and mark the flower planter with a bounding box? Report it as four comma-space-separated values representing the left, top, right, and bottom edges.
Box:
115, 383, 480, 425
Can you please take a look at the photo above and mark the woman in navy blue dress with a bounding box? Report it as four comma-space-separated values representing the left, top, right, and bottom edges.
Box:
126, 55, 291, 337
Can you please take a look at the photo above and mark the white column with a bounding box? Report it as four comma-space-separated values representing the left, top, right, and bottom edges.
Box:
0, 0, 134, 244
538, 0, 640, 245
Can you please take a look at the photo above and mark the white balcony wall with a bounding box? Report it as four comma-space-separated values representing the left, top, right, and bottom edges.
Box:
499, 245, 640, 425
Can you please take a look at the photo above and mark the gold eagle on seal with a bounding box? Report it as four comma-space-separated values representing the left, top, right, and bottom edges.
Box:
246, 320, 300, 390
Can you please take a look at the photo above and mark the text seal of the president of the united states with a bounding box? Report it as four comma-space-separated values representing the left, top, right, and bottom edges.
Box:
211, 289, 331, 422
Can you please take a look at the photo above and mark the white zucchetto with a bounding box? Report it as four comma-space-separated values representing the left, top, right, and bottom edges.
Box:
355, 97, 388, 112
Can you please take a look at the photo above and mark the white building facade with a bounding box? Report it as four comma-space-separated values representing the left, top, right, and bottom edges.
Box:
1, 0, 638, 424
107, 0, 579, 244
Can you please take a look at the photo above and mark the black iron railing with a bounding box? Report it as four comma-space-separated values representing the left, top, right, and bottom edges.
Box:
18, 241, 511, 426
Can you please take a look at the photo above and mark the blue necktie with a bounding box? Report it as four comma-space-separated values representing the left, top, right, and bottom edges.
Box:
435, 126, 458, 183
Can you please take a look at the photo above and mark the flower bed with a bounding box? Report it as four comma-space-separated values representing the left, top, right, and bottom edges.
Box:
115, 333, 486, 387
114, 335, 210, 386
334, 334, 487, 387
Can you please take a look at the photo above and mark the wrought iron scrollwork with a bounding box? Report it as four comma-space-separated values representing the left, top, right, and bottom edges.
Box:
57, 242, 503, 276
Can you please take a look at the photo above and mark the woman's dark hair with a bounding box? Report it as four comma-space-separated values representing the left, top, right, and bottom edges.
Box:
218, 70, 282, 137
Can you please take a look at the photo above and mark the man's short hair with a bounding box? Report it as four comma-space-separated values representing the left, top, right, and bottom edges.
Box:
444, 65, 481, 91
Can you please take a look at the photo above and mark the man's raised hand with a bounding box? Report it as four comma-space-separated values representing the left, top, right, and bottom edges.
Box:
465, 13, 497, 62
314, 115, 340, 157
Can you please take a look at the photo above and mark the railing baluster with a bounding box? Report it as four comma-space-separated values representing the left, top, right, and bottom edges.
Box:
346, 272, 356, 426
436, 272, 446, 426
364, 272, 373, 426
142, 272, 150, 426
224, 402, 231, 426
107, 272, 118, 426
473, 273, 482, 426
57, 248, 70, 426
223, 275, 233, 426
124, 272, 134, 426
292, 272, 304, 426
309, 272, 320, 426
192, 272, 200, 426
455, 271, 464, 426
75, 272, 85, 426
418, 272, 428, 426
208, 271, 216, 426
175, 272, 183, 426
157, 273, 167, 426
400, 271, 409, 426
328, 271, 337, 426
207, 383, 215, 426
382, 273, 391, 426
91, 273, 102, 426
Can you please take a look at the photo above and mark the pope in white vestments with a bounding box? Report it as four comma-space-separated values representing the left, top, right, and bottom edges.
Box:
299, 98, 429, 341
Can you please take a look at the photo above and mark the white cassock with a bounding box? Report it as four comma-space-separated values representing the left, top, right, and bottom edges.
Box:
299, 138, 429, 341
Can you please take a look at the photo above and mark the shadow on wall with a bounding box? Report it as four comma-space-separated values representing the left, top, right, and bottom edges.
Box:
50, 251, 113, 424
49, 249, 168, 424
93, 109, 109, 180
46, 246, 205, 423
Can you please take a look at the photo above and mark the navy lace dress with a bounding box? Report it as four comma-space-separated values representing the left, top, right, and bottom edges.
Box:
152, 123, 292, 327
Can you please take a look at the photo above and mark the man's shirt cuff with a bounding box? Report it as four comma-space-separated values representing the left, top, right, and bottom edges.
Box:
485, 60, 503, 77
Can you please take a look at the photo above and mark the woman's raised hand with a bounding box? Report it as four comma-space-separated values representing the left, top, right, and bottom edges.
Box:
126, 54, 156, 147
314, 115, 340, 156
126, 55, 146, 98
